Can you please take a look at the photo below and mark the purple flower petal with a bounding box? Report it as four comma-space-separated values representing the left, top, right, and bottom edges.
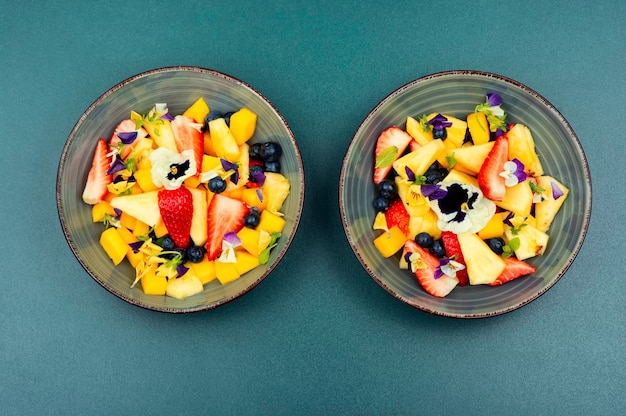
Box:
486, 92, 502, 107
404, 251, 412, 264
551, 181, 564, 199
176, 264, 188, 277
116, 131, 138, 144
256, 189, 264, 202
221, 159, 239, 184
495, 128, 504, 137
503, 211, 514, 227
512, 158, 527, 182
128, 241, 144, 253
223, 231, 242, 247
252, 169, 266, 186
107, 156, 127, 175
434, 267, 444, 280
421, 184, 447, 200
425, 114, 453, 130
113, 208, 122, 217
159, 113, 175, 121
405, 166, 416, 182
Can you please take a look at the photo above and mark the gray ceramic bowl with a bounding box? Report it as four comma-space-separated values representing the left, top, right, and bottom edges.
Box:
57, 66, 305, 313
339, 70, 591, 318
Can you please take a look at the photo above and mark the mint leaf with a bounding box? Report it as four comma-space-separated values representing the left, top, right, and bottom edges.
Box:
259, 232, 281, 265
446, 154, 457, 169
529, 181, 545, 194
502, 238, 520, 259
375, 146, 398, 168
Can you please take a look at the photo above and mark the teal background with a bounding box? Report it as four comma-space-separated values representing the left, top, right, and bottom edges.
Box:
1, 0, 624, 414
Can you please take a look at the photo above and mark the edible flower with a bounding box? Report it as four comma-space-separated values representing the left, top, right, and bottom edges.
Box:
220, 159, 239, 185
149, 147, 197, 190
405, 251, 427, 273
116, 131, 138, 145
475, 92, 508, 134
251, 169, 266, 186
405, 166, 416, 182
218, 232, 242, 263
427, 181, 496, 234
434, 257, 465, 280
154, 103, 175, 121
421, 183, 447, 200
499, 158, 527, 186
425, 114, 453, 131
551, 181, 564, 200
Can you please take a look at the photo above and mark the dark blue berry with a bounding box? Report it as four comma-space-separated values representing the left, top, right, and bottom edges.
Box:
424, 168, 448, 184
248, 164, 264, 182
372, 196, 390, 212
264, 161, 281, 173
415, 232, 434, 248
173, 247, 188, 262
260, 142, 282, 162
187, 246, 206, 263
376, 180, 397, 199
429, 239, 446, 258
208, 176, 227, 193
223, 111, 235, 126
249, 143, 262, 160
244, 208, 261, 228
433, 128, 447, 140
486, 237, 505, 254
160, 235, 176, 251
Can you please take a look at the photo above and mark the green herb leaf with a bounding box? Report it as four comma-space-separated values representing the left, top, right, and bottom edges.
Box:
259, 232, 281, 265
511, 224, 527, 235
418, 114, 432, 133
375, 146, 398, 168
446, 154, 457, 169
414, 175, 427, 185
529, 181, 546, 194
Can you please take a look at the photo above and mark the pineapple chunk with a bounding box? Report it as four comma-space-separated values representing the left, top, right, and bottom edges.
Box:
373, 226, 406, 258
442, 169, 479, 189
392, 139, 446, 180
408, 209, 441, 241
225, 143, 250, 192
467, 112, 490, 145
166, 273, 204, 299
457, 232, 506, 285
534, 176, 569, 232
494, 179, 534, 217
188, 187, 208, 246
405, 116, 433, 146
143, 111, 177, 152
504, 224, 549, 260
449, 142, 494, 176
110, 191, 161, 227
438, 114, 467, 148
209, 118, 240, 161
507, 124, 544, 176
262, 172, 290, 213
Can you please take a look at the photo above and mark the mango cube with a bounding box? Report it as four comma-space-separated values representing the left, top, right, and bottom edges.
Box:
182, 97, 210, 124
141, 269, 168, 296
241, 188, 267, 211
235, 251, 260, 275
91, 201, 116, 223
99, 227, 128, 265
229, 107, 257, 145
373, 226, 406, 258
237, 227, 262, 256
215, 261, 241, 284
188, 256, 216, 285
258, 210, 286, 234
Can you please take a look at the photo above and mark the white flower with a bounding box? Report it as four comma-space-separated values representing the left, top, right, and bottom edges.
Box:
428, 181, 496, 234
149, 147, 197, 190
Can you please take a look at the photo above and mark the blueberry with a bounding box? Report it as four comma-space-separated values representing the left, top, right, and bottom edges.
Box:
249, 143, 262, 160
204, 111, 223, 132
223, 111, 235, 126
376, 180, 397, 199
264, 161, 281, 173
173, 247, 188, 263
415, 232, 434, 248
429, 239, 446, 258
260, 142, 282, 162
244, 208, 261, 228
160, 235, 176, 251
372, 196, 390, 212
486, 237, 505, 254
248, 164, 265, 182
187, 246, 206, 263
424, 168, 448, 184
208, 176, 227, 193
433, 128, 447, 140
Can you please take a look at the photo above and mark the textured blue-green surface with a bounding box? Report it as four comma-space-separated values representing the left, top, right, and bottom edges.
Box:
1, 0, 624, 414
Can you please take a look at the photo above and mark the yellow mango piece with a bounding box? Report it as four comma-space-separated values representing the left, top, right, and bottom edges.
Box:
91, 201, 116, 223
229, 107, 257, 145
258, 210, 286, 234
189, 256, 217, 285
477, 212, 506, 240
467, 112, 490, 145
215, 261, 241, 284
182, 97, 210, 124
99, 227, 128, 265
141, 269, 168, 296
114, 227, 143, 268
241, 188, 267, 211
373, 226, 406, 258
235, 251, 260, 275
238, 227, 262, 256
133, 220, 151, 239
201, 154, 221, 173
262, 172, 290, 213
184, 175, 202, 189
209, 118, 240, 161
119, 211, 136, 230
154, 219, 169, 238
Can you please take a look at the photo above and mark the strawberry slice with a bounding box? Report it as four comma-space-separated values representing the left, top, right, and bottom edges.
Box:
109, 119, 148, 159
385, 199, 410, 236
440, 231, 469, 286
374, 126, 412, 184
409, 139, 421, 152
478, 135, 508, 201
488, 257, 537, 286
171, 115, 204, 176
158, 187, 194, 248
405, 240, 458, 298
82, 138, 112, 204
206, 194, 250, 260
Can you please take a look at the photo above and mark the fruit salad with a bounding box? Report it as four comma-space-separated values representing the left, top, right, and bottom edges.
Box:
82, 97, 291, 299
371, 93, 569, 297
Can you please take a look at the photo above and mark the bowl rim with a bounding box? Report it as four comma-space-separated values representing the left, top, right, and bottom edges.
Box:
339, 69, 592, 319
57, 65, 305, 313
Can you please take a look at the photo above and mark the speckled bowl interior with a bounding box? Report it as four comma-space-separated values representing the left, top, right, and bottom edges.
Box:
339, 70, 591, 318
57, 66, 305, 313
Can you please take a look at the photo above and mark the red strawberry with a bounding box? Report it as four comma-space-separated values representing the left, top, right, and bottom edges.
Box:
405, 240, 458, 298
158, 187, 193, 248
478, 135, 508, 201
82, 138, 112, 204
206, 194, 250, 260
440, 231, 469, 286
385, 199, 410, 236
409, 139, 421, 152
374, 126, 412, 184
488, 257, 537, 286
171, 115, 204, 176
109, 119, 148, 159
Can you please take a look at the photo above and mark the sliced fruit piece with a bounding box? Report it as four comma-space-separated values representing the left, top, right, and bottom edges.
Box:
209, 117, 240, 161
133, 167, 158, 192
234, 251, 260, 275
82, 138, 112, 204
392, 139, 446, 180
214, 261, 241, 284
404, 240, 458, 298
442, 168, 479, 189
494, 178, 534, 217
408, 209, 441, 241
229, 107, 257, 145
225, 143, 250, 192
142, 109, 178, 152
405, 116, 433, 146
109, 119, 148, 159
456, 232, 506, 285
171, 115, 204, 175
188, 255, 216, 285
182, 97, 210, 123
439, 114, 467, 148
448, 142, 494, 176
373, 225, 406, 258
99, 227, 128, 265
158, 187, 194, 248
141, 269, 168, 296
258, 210, 286, 234
504, 224, 549, 260
262, 172, 290, 213
467, 111, 490, 145
384, 199, 410, 236
206, 194, 249, 260
477, 211, 506, 240
507, 123, 544, 176
166, 273, 204, 299
478, 135, 508, 201
187, 187, 208, 246
441, 231, 469, 286
373, 126, 413, 184
241, 188, 267, 211
91, 200, 116, 223
110, 190, 161, 227
488, 257, 537, 286
534, 175, 569, 232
